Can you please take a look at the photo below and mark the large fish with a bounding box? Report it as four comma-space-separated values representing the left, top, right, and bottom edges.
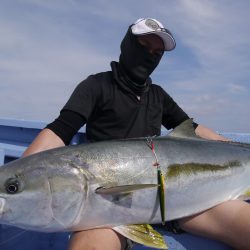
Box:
0, 119, 249, 249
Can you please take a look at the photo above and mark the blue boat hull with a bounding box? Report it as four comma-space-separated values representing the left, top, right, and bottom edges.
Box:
0, 225, 232, 250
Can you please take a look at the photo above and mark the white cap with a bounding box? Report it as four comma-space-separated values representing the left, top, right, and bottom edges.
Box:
131, 18, 176, 51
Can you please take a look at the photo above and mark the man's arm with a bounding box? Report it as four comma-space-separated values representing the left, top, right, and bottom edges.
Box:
22, 128, 65, 157
195, 124, 229, 141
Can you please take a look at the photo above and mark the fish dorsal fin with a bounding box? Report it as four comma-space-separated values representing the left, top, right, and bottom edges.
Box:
95, 184, 158, 195
167, 118, 199, 139
113, 224, 168, 249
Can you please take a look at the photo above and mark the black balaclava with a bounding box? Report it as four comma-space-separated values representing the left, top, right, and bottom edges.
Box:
119, 26, 163, 84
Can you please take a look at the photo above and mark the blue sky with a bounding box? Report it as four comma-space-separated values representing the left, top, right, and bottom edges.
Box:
0, 0, 249, 133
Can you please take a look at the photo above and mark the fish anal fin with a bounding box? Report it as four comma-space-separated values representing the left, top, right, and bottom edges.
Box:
113, 224, 168, 249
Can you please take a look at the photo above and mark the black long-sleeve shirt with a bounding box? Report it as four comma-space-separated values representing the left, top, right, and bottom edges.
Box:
47, 69, 189, 144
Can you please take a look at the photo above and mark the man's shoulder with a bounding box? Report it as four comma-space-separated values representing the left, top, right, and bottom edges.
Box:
89, 70, 113, 82
149, 83, 173, 100
77, 70, 113, 90
150, 83, 163, 90
150, 83, 168, 94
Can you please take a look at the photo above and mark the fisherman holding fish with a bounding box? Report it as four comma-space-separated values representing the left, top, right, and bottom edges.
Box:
23, 18, 250, 250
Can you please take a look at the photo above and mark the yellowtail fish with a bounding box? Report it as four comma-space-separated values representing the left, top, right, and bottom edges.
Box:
0, 119, 249, 249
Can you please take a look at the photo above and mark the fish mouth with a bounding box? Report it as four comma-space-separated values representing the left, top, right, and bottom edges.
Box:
0, 197, 6, 216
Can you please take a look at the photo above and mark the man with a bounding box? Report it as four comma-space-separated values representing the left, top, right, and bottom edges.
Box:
23, 18, 250, 250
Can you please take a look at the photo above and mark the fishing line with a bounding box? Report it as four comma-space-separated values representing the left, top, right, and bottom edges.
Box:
0, 229, 27, 246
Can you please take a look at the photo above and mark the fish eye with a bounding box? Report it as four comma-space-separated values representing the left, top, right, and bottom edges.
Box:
5, 178, 20, 194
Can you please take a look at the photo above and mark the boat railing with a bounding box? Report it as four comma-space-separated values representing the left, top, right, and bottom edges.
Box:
0, 118, 86, 165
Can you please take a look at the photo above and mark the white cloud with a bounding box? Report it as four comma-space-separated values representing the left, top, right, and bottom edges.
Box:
227, 83, 247, 94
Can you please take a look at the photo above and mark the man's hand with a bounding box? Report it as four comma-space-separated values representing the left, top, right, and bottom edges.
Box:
195, 124, 230, 141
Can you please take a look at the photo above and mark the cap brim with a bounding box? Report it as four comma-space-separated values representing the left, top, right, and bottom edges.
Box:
136, 31, 176, 51
156, 32, 176, 51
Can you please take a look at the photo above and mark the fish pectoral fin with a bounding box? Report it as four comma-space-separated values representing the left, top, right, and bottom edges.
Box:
95, 184, 158, 195
113, 224, 168, 249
